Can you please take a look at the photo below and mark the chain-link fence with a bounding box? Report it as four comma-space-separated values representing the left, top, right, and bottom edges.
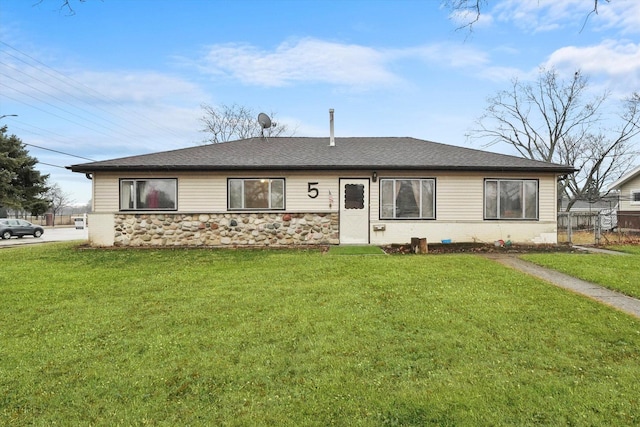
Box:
558, 211, 640, 245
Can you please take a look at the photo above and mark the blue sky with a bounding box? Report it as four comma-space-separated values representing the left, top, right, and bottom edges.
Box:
1, 0, 639, 205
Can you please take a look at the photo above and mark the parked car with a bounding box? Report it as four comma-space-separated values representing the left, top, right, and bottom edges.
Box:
0, 219, 44, 239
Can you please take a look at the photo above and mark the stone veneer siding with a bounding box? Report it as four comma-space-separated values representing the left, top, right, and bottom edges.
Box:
114, 213, 340, 247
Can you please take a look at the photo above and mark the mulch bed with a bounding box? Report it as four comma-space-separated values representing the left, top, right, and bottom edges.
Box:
381, 242, 581, 255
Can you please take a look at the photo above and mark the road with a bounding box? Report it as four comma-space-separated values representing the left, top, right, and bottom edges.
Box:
0, 226, 88, 248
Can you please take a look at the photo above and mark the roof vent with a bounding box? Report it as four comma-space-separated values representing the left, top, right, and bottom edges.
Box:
329, 109, 335, 147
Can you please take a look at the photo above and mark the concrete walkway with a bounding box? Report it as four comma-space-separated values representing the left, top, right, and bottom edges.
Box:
484, 253, 640, 319
572, 245, 632, 255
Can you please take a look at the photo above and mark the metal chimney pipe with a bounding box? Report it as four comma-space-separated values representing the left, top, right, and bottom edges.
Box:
329, 108, 335, 147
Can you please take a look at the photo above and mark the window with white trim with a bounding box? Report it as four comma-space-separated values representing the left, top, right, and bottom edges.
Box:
120, 178, 177, 210
380, 178, 435, 219
485, 179, 538, 220
228, 178, 285, 210
631, 189, 640, 205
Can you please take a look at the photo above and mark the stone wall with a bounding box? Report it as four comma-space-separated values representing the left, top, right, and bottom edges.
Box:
114, 213, 340, 247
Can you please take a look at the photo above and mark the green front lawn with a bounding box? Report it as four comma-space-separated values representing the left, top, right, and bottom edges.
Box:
607, 245, 640, 256
1, 243, 639, 426
522, 246, 640, 299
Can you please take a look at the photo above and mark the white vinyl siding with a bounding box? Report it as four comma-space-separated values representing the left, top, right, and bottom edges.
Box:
436, 174, 484, 221
93, 173, 120, 212
92, 171, 341, 213
537, 176, 557, 221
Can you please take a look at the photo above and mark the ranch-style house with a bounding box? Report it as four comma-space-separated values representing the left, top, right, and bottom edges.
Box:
68, 135, 575, 247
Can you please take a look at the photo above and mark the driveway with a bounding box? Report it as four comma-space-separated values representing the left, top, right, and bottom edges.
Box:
0, 226, 88, 248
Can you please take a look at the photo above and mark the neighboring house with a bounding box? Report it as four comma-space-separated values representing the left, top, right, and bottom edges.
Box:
608, 165, 640, 230
558, 194, 619, 213
68, 137, 575, 247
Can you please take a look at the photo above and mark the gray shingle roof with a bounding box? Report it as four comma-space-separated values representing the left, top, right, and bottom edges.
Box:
68, 137, 575, 173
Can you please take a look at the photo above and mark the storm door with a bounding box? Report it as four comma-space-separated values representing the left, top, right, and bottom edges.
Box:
339, 179, 370, 244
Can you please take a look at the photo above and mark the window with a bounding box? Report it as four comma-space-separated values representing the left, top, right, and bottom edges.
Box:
631, 190, 640, 205
228, 178, 285, 210
120, 179, 177, 210
344, 184, 365, 209
380, 178, 435, 219
485, 179, 538, 220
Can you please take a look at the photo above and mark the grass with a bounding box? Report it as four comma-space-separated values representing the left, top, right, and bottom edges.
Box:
1, 243, 640, 426
327, 245, 385, 255
521, 246, 640, 299
607, 245, 640, 256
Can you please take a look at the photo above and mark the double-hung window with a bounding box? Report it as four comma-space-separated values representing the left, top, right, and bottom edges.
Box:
228, 178, 285, 210
380, 178, 435, 219
485, 179, 538, 220
120, 178, 177, 210
631, 189, 640, 205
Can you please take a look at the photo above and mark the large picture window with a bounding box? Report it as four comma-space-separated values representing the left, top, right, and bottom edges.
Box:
228, 178, 285, 210
380, 178, 435, 219
120, 178, 177, 210
485, 179, 538, 220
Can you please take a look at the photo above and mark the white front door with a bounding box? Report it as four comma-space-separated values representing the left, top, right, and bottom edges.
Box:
339, 178, 370, 244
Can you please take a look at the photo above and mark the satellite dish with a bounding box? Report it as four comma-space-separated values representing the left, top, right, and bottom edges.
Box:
258, 113, 272, 129
258, 112, 273, 138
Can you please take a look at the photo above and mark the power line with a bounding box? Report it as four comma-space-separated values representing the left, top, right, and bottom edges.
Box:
0, 89, 122, 139
10, 120, 90, 143
37, 161, 68, 169
0, 40, 189, 141
0, 66, 147, 139
0, 39, 204, 175
24, 142, 96, 162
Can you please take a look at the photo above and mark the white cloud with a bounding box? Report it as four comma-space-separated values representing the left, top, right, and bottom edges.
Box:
492, 0, 640, 34
447, 7, 494, 30
1, 48, 207, 176
492, 0, 583, 33
546, 39, 640, 90
196, 38, 497, 89
73, 70, 203, 104
198, 38, 401, 88
595, 0, 640, 35
0, 50, 204, 106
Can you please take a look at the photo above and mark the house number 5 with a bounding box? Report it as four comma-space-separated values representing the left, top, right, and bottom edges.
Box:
307, 182, 319, 199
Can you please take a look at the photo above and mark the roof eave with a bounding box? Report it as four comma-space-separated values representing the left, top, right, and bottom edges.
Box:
607, 165, 640, 190
68, 164, 577, 174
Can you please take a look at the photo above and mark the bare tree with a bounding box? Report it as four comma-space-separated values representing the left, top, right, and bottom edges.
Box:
200, 103, 293, 144
36, 0, 88, 15
469, 68, 640, 211
47, 183, 75, 226
443, 0, 610, 31
443, 0, 487, 30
